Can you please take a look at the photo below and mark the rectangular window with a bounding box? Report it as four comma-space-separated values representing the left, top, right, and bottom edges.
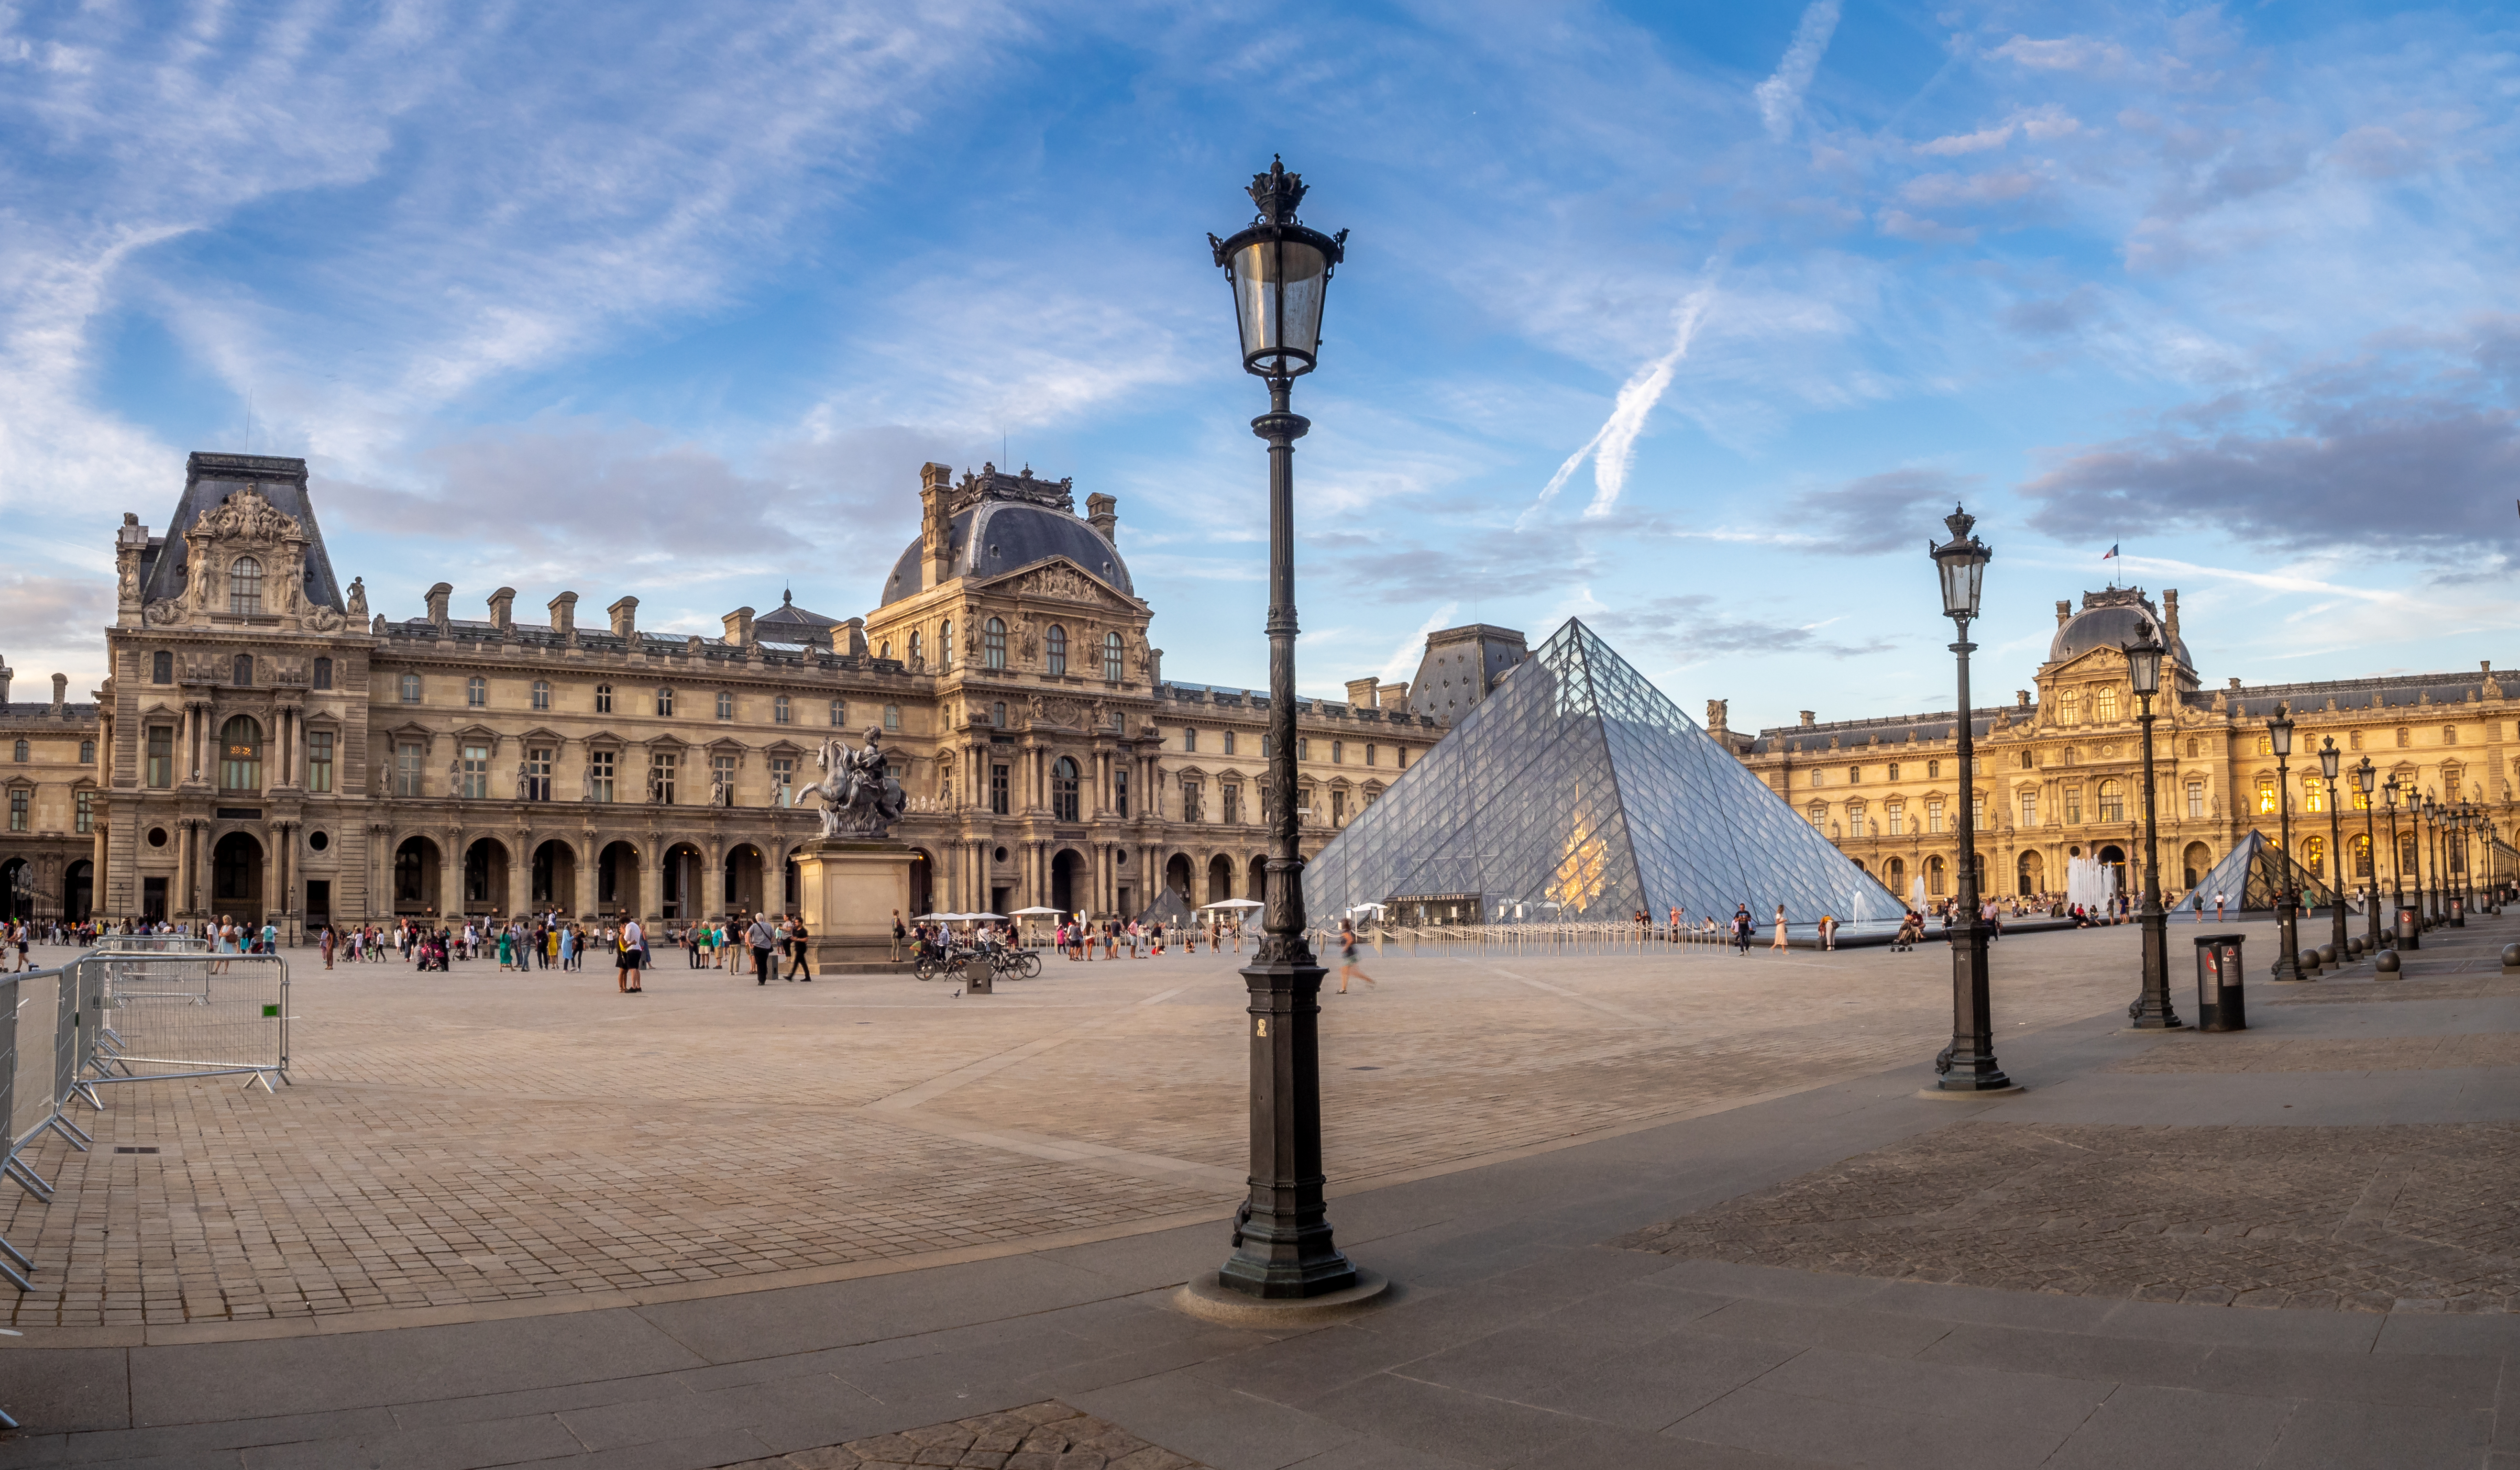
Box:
1927, 760, 1940, 778
1184, 729, 1197, 752
312, 657, 332, 690
2065, 786, 2083, 823
1183, 780, 1203, 823
8, 790, 22, 831
307, 730, 334, 793
2020, 791, 2037, 827
1224, 785, 1241, 825
990, 763, 1010, 816
710, 753, 734, 804
1848, 807, 1866, 839
769, 756, 795, 804
1114, 766, 1129, 818
1223, 731, 1237, 756
1887, 762, 1899, 781
146, 725, 173, 788
1927, 800, 1944, 834
460, 743, 489, 800
151, 651, 172, 684
528, 747, 553, 802
75, 788, 92, 833
1971, 795, 1984, 826
396, 741, 423, 797
588, 749, 616, 803
651, 751, 676, 805
2187, 781, 2205, 818
2257, 779, 2277, 815
1299, 738, 1310, 761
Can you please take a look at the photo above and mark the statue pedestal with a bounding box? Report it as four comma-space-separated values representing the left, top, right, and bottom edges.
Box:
793, 838, 917, 974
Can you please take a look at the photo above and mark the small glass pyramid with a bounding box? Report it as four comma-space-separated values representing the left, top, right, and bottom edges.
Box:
2179, 827, 2342, 912
1304, 618, 1905, 927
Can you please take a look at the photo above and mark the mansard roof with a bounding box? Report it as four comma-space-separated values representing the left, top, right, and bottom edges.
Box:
138, 453, 347, 613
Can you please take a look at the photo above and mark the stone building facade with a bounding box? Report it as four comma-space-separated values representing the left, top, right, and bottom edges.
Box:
64, 451, 1451, 932
0, 664, 102, 920
1723, 586, 2507, 905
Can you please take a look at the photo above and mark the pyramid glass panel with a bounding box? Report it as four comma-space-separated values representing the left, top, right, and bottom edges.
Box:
1305, 619, 1904, 927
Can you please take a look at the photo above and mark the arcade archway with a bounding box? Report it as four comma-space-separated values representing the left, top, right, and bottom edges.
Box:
394, 836, 440, 914
213, 831, 265, 919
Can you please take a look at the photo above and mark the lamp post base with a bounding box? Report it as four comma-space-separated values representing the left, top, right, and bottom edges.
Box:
1175, 1268, 1391, 1326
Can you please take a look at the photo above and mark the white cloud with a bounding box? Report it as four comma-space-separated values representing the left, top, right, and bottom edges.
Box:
1754, 0, 1842, 142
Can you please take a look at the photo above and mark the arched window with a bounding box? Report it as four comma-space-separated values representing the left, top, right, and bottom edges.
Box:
218, 715, 263, 792
1332, 741, 1344, 763
1103, 631, 1123, 681
983, 618, 1007, 670
312, 657, 332, 690
2097, 778, 2124, 822
400, 673, 421, 703
829, 698, 847, 727
1927, 855, 1947, 895
1052, 757, 1080, 821
773, 694, 791, 724
234, 654, 253, 687
228, 555, 264, 615
1047, 625, 1067, 677
2058, 692, 2081, 725
939, 619, 953, 672
531, 679, 550, 710
9, 740, 23, 763
594, 684, 614, 714
2096, 686, 2119, 722
878, 641, 891, 661
655, 687, 674, 717
909, 630, 923, 668
467, 675, 485, 707
2352, 834, 2373, 878
883, 704, 901, 731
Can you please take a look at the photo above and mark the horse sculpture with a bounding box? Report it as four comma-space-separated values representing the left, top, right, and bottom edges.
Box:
799, 730, 906, 839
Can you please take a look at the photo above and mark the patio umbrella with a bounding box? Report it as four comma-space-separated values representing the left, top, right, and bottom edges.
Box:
1009, 906, 1065, 916
1201, 897, 1265, 910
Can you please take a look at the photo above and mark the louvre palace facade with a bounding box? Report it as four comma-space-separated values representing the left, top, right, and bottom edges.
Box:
1723, 586, 2510, 905
1, 451, 1476, 932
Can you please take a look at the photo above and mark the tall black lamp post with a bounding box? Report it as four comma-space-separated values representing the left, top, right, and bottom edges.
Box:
1930, 507, 2010, 1090
2124, 620, 2178, 1027
2356, 756, 2380, 951
1207, 157, 1358, 1301
2454, 804, 2474, 925
2385, 776, 2414, 948
2269, 705, 2302, 981
2319, 737, 2347, 954
2421, 794, 2440, 925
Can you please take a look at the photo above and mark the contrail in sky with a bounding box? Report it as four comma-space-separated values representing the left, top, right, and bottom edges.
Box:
1519, 275, 1719, 528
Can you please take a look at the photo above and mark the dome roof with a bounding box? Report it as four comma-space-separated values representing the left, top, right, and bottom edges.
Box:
880, 499, 1132, 607
2049, 592, 2190, 668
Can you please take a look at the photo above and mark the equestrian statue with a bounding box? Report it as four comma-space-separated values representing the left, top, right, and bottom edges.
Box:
799, 730, 906, 840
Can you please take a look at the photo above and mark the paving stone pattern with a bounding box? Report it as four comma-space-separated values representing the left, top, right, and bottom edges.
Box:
0, 925, 2173, 1329
715, 1399, 1203, 1470
1620, 1119, 2520, 1311
2112, 1031, 2520, 1072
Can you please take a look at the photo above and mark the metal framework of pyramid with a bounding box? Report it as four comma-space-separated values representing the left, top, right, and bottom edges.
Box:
1304, 618, 1904, 926
2178, 828, 2342, 912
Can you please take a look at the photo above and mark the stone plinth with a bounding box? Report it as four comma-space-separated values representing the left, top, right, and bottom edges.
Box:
794, 837, 917, 974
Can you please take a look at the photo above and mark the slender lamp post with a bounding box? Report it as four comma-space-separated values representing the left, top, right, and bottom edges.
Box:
1207, 157, 1357, 1300
1930, 507, 2010, 1090
2356, 756, 2380, 952
2384, 776, 2407, 947
2269, 705, 2301, 981
2124, 620, 2178, 1027
2319, 737, 2347, 955
2455, 803, 2474, 925
2421, 794, 2440, 925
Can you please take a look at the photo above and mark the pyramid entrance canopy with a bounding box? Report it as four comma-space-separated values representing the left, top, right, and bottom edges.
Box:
1304, 618, 1903, 927
2179, 828, 2341, 912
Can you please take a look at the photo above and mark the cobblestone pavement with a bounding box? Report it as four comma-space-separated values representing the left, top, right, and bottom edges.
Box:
0, 925, 2183, 1331
2112, 1031, 2520, 1072
1618, 1119, 2520, 1311
715, 1400, 1203, 1470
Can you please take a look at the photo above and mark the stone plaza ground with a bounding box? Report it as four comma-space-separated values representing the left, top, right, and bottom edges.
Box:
4, 910, 2520, 1467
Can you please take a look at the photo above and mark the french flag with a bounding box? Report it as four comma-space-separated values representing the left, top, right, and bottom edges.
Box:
2102, 544, 2119, 561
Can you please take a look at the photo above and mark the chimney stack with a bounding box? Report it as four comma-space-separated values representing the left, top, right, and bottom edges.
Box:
2162, 588, 2181, 652
1798, 710, 1816, 728
425, 582, 453, 630
2017, 690, 2031, 709
1345, 677, 1380, 708
1086, 492, 1119, 546
50, 673, 66, 716
843, 617, 868, 658
919, 463, 956, 591
0, 656, 11, 705
608, 596, 638, 641
1378, 681, 1409, 709
723, 607, 756, 647
487, 586, 515, 633
548, 591, 578, 642
2055, 599, 2072, 629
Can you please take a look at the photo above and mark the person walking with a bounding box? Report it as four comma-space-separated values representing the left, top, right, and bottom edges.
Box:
2214, 890, 2227, 923
747, 912, 778, 985
786, 916, 813, 982
320, 926, 336, 971
616, 916, 646, 994
1769, 904, 1789, 952
1732, 905, 1754, 954
1336, 918, 1375, 993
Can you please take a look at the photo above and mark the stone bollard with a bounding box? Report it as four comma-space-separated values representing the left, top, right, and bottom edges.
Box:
2375, 949, 2401, 977
2503, 943, 2520, 976
2317, 943, 2338, 967
2348, 936, 2365, 957
2299, 950, 2322, 977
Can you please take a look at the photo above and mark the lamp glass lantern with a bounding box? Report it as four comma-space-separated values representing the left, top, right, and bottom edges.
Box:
1209, 158, 1346, 381
2125, 623, 2163, 697
2318, 736, 2340, 783
2267, 708, 2295, 758
2356, 756, 2377, 797
1930, 507, 1991, 621
2384, 775, 2401, 809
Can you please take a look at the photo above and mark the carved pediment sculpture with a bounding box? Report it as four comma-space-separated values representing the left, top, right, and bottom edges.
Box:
144, 599, 181, 626
305, 605, 344, 633
996, 562, 1130, 608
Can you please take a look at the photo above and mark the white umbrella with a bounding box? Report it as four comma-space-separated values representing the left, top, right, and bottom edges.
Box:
1200, 897, 1264, 910
913, 912, 961, 922
1009, 906, 1065, 917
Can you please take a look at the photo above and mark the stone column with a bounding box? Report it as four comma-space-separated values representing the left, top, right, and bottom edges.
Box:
507, 829, 531, 920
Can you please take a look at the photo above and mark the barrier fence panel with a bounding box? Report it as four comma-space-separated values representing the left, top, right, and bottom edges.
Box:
83, 951, 288, 1093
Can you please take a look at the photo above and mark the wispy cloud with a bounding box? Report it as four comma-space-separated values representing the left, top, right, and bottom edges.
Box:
1520, 273, 1720, 526
1754, 0, 1842, 142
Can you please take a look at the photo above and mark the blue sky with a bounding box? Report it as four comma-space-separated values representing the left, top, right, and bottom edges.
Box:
4, 1, 2517, 733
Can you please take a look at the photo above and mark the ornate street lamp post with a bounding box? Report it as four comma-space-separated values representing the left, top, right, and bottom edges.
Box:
2269, 706, 2302, 981
2356, 756, 2381, 952
2319, 738, 2347, 955
1930, 507, 2010, 1090
2421, 794, 2440, 925
2454, 803, 2474, 925
2124, 620, 2178, 1028
2386, 777, 2415, 948
1206, 157, 1359, 1301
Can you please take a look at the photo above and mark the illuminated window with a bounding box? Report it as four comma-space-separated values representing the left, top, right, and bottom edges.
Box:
2096, 686, 2119, 722
2097, 778, 2124, 822
2258, 777, 2277, 814
2059, 692, 2080, 725
2187, 781, 2205, 818
218, 715, 263, 793
2304, 776, 2326, 813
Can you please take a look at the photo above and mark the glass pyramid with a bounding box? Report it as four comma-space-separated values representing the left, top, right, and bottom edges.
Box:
2178, 828, 2341, 912
1304, 618, 1904, 927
